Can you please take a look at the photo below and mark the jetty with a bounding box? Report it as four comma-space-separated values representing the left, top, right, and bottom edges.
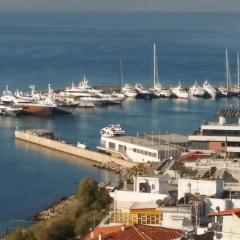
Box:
15, 129, 136, 168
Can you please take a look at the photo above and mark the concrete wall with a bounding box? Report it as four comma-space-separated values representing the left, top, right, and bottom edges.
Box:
110, 190, 167, 211
15, 130, 135, 168
178, 178, 224, 199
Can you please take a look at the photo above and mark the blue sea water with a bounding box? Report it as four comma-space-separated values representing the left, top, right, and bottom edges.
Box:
1, 11, 240, 222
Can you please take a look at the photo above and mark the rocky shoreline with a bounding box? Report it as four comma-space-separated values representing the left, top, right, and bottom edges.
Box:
93, 161, 152, 177
33, 195, 75, 222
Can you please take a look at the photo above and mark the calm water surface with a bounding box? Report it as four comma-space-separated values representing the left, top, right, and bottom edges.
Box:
1, 11, 240, 222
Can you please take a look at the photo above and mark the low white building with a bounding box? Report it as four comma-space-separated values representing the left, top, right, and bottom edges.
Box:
178, 178, 224, 199
98, 134, 181, 163
110, 175, 169, 211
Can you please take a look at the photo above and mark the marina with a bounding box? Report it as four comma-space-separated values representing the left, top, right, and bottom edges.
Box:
2, 11, 240, 237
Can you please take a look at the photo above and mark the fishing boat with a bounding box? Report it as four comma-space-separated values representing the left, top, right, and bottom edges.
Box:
171, 81, 189, 99
151, 43, 172, 98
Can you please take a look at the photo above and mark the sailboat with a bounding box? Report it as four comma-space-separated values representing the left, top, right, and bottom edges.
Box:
218, 48, 233, 97
231, 51, 240, 96
151, 43, 172, 98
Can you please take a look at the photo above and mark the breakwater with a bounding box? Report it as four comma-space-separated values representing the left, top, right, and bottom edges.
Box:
15, 130, 136, 168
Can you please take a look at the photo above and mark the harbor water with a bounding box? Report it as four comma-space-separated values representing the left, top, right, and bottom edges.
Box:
1, 11, 240, 222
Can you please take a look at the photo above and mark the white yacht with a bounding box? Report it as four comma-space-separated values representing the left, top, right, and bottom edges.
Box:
1, 86, 16, 104
121, 84, 138, 98
171, 81, 189, 99
0, 104, 22, 116
189, 81, 205, 97
151, 43, 172, 98
203, 80, 217, 98
61, 75, 101, 98
100, 124, 125, 137
134, 83, 152, 99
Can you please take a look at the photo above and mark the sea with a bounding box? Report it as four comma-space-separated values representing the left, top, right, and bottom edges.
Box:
1, 11, 240, 223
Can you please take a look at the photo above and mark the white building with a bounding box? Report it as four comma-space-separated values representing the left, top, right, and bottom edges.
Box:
110, 175, 169, 211
98, 134, 181, 163
178, 178, 224, 199
189, 108, 240, 155
209, 208, 240, 239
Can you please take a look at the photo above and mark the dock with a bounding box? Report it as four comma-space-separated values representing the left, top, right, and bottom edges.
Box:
15, 129, 136, 168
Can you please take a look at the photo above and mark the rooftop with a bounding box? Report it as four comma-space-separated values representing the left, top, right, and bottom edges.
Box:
104, 135, 183, 151
209, 208, 240, 217
83, 224, 185, 240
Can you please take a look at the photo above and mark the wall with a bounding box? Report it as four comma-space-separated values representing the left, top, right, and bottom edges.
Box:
178, 178, 224, 199
110, 190, 167, 211
15, 130, 135, 168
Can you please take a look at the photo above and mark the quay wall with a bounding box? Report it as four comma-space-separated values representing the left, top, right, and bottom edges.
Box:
15, 130, 135, 168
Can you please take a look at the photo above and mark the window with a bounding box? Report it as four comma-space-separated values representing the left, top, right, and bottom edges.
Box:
119, 144, 126, 152
109, 142, 115, 150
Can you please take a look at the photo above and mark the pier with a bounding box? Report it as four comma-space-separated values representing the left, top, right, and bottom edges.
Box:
15, 129, 136, 168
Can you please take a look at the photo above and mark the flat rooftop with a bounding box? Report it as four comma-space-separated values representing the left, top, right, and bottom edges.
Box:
145, 133, 188, 144
106, 135, 183, 151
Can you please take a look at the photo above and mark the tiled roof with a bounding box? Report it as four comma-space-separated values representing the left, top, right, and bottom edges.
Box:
209, 208, 240, 217
83, 224, 184, 240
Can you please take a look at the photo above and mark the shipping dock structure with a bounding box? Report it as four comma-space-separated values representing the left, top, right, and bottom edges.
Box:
15, 129, 135, 168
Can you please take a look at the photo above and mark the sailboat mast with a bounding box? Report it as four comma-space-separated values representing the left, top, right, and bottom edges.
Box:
237, 51, 240, 88
226, 48, 229, 90
153, 43, 156, 88
120, 58, 124, 87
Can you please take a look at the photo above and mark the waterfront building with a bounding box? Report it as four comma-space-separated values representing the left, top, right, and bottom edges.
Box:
189, 108, 240, 156
98, 133, 185, 163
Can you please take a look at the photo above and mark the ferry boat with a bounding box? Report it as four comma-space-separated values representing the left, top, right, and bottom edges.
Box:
171, 81, 189, 99
100, 124, 125, 137
189, 81, 205, 98
203, 80, 217, 98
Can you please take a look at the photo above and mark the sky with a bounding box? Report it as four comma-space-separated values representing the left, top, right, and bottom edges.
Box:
0, 0, 240, 12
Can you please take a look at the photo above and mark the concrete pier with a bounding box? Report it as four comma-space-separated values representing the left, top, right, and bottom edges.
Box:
15, 130, 136, 168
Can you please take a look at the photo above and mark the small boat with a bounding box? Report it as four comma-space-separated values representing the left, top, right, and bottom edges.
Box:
189, 81, 205, 98
203, 80, 217, 98
171, 81, 189, 99
100, 124, 125, 137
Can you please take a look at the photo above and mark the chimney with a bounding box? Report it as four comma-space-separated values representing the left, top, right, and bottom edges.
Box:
98, 233, 102, 240
90, 231, 94, 239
